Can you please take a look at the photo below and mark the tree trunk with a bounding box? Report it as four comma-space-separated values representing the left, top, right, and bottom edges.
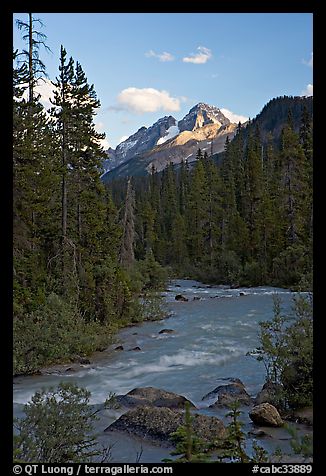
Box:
28, 13, 33, 103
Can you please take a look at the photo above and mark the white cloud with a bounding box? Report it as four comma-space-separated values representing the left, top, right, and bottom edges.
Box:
95, 122, 111, 149
99, 138, 111, 150
145, 50, 175, 62
21, 78, 56, 109
95, 122, 105, 131
301, 84, 313, 97
183, 46, 212, 64
303, 52, 313, 68
117, 87, 181, 113
221, 108, 249, 124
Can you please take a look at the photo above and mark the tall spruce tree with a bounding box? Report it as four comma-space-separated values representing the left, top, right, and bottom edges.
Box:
50, 46, 76, 293
120, 178, 136, 268
15, 13, 51, 103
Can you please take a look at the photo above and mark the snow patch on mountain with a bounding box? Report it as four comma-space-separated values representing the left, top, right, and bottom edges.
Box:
157, 125, 180, 145
119, 139, 139, 152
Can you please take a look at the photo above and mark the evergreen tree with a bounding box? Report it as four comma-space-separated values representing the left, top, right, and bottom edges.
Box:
279, 112, 310, 246
160, 163, 178, 263
15, 13, 51, 103
186, 159, 208, 265
205, 157, 223, 267
119, 178, 136, 268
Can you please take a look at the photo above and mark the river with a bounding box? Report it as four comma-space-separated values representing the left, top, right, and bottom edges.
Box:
13, 279, 311, 462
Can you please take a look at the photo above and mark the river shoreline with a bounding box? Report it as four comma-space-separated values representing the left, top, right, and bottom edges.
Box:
13, 279, 312, 462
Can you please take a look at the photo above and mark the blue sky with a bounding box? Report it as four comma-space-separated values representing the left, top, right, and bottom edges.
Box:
13, 13, 313, 149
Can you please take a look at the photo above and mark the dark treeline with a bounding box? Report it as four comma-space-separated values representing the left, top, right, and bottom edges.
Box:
13, 15, 166, 375
109, 97, 313, 289
13, 15, 312, 376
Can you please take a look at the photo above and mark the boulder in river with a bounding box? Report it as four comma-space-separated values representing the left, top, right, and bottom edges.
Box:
249, 403, 283, 427
129, 346, 141, 351
105, 406, 226, 444
193, 296, 201, 301
175, 294, 188, 302
65, 367, 76, 373
114, 345, 124, 351
202, 378, 252, 407
115, 387, 195, 409
158, 329, 175, 334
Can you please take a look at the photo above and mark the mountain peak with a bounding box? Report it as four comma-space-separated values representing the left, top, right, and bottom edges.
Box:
191, 102, 220, 111
178, 102, 230, 132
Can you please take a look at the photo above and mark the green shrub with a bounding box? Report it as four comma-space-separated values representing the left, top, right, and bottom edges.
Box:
251, 294, 313, 410
14, 383, 111, 463
272, 244, 311, 287
13, 293, 114, 375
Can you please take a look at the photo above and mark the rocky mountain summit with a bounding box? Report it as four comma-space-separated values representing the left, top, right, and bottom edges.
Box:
101, 103, 238, 179
178, 102, 230, 132
102, 115, 176, 174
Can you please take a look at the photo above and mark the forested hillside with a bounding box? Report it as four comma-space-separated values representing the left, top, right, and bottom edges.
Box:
109, 98, 313, 289
13, 17, 166, 375
13, 14, 313, 377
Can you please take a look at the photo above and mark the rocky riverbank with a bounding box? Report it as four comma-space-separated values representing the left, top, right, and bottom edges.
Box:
13, 280, 312, 462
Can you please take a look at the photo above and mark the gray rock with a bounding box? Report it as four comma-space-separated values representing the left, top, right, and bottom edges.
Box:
115, 387, 195, 409
203, 378, 252, 407
175, 294, 188, 302
158, 329, 175, 334
104, 116, 176, 172
129, 346, 141, 351
193, 296, 201, 301
249, 403, 283, 427
255, 381, 282, 405
178, 103, 230, 133
114, 345, 124, 351
105, 406, 226, 444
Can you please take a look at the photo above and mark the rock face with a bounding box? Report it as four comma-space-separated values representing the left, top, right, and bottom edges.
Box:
175, 294, 188, 302
105, 406, 226, 444
249, 403, 284, 427
115, 387, 195, 409
146, 122, 236, 174
101, 103, 237, 180
178, 103, 230, 133
103, 116, 176, 173
202, 378, 252, 407
255, 381, 282, 405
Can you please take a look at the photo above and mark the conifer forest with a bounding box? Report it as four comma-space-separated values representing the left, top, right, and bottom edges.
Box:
13, 13, 313, 466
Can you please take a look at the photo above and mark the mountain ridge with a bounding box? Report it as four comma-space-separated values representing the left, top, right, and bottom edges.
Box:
101, 103, 237, 179
101, 96, 312, 181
